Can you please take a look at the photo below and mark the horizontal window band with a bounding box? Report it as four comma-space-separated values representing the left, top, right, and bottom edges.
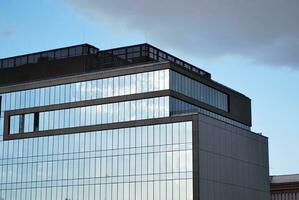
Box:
170, 90, 230, 120
4, 90, 233, 122
5, 90, 171, 116
4, 90, 249, 137
0, 62, 171, 94
169, 91, 249, 129
0, 61, 250, 125
4, 113, 199, 141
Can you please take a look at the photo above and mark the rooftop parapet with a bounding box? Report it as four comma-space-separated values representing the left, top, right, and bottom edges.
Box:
0, 43, 211, 80
100, 44, 211, 79
0, 44, 99, 69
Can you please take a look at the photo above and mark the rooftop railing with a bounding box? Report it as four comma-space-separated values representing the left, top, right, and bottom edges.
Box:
0, 44, 99, 69
0, 43, 211, 79
100, 44, 211, 79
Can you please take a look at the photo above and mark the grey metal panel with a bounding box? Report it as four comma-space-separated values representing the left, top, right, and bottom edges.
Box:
196, 114, 269, 200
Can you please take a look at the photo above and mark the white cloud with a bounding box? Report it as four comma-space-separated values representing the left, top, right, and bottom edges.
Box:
63, 0, 299, 68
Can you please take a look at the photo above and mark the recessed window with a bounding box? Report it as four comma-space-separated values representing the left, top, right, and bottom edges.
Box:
34, 112, 39, 132
9, 112, 40, 134
19, 114, 24, 133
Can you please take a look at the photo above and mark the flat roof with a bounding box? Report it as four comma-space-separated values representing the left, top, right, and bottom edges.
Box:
271, 174, 299, 184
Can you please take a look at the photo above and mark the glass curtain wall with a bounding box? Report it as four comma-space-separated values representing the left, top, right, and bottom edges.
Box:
170, 70, 228, 111
0, 69, 227, 114
0, 121, 193, 200
9, 97, 170, 134
0, 69, 169, 111
0, 69, 170, 139
170, 97, 250, 130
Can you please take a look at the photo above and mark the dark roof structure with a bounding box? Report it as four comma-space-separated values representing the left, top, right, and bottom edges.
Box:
271, 174, 299, 193
0, 43, 211, 86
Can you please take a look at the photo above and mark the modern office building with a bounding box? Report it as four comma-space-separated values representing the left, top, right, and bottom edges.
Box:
0, 43, 269, 200
270, 174, 299, 200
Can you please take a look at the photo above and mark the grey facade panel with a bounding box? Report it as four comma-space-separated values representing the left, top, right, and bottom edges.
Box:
196, 114, 269, 200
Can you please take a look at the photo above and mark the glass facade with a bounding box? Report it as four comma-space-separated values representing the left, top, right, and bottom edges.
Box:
170, 70, 228, 111
7, 95, 249, 136
0, 68, 250, 139
9, 114, 35, 134
0, 67, 195, 200
0, 69, 227, 114
0, 43, 267, 200
0, 64, 253, 199
9, 97, 169, 134
170, 98, 250, 130
0, 122, 193, 200
0, 69, 169, 111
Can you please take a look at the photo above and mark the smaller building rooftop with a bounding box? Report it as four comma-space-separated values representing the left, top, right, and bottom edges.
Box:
271, 174, 299, 184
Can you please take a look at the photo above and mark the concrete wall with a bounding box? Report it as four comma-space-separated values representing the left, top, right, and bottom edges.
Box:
196, 114, 269, 200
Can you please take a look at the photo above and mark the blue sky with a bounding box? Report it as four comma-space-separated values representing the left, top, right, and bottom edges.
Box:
1, 0, 299, 175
